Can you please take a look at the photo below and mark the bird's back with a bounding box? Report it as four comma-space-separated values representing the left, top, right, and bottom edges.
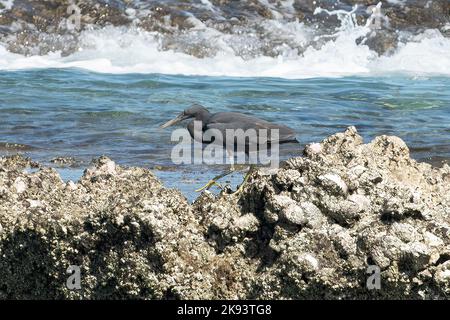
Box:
207, 112, 297, 144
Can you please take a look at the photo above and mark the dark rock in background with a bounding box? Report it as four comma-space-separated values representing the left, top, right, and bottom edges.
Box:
0, 0, 448, 57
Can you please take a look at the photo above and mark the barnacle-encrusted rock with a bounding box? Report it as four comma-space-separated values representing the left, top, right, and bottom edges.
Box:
0, 155, 254, 299
1, 127, 449, 299
232, 126, 450, 299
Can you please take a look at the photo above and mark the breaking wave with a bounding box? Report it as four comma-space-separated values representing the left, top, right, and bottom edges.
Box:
1, 3, 450, 79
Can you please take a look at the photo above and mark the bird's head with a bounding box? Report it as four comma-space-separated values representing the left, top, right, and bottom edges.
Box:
160, 104, 210, 128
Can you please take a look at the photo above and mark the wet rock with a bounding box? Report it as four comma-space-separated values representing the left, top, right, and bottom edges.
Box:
358, 30, 399, 56
50, 156, 82, 167
0, 142, 35, 151
0, 154, 39, 170
0, 0, 449, 57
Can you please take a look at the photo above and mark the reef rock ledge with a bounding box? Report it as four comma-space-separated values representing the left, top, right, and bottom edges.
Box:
1, 127, 449, 299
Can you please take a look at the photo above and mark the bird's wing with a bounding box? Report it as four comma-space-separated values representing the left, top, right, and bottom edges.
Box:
206, 122, 258, 146
207, 112, 297, 144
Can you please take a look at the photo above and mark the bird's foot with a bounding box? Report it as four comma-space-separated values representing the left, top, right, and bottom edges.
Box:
231, 164, 256, 196
231, 182, 246, 196
196, 165, 246, 193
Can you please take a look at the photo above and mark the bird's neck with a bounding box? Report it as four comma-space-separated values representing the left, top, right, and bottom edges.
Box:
195, 109, 211, 122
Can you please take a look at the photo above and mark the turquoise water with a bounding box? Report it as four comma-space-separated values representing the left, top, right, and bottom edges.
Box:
1, 69, 449, 200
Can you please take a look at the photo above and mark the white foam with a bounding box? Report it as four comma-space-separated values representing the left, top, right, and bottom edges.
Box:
199, 0, 216, 12
0, 0, 14, 13
387, 0, 407, 6
1, 6, 450, 79
374, 30, 450, 75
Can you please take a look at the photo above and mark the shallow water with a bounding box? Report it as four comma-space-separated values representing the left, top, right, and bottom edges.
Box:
0, 1, 449, 203
1, 69, 449, 201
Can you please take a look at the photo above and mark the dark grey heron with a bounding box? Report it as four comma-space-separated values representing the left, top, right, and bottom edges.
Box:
160, 104, 298, 193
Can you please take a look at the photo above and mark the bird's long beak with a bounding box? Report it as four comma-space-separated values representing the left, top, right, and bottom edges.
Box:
160, 113, 189, 129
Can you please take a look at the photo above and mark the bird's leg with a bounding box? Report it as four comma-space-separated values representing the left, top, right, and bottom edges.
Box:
196, 148, 249, 193
195, 169, 235, 192
226, 147, 235, 172
232, 164, 256, 195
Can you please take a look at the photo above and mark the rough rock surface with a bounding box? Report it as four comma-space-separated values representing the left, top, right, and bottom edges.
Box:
1, 127, 449, 299
0, 155, 254, 299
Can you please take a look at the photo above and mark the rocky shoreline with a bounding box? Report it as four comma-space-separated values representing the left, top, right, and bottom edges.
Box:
0, 0, 449, 57
1, 127, 449, 299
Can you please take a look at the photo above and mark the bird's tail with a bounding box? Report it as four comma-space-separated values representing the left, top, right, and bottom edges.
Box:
279, 138, 300, 145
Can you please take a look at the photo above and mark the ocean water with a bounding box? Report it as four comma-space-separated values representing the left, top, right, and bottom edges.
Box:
1, 69, 449, 201
1, 2, 449, 201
